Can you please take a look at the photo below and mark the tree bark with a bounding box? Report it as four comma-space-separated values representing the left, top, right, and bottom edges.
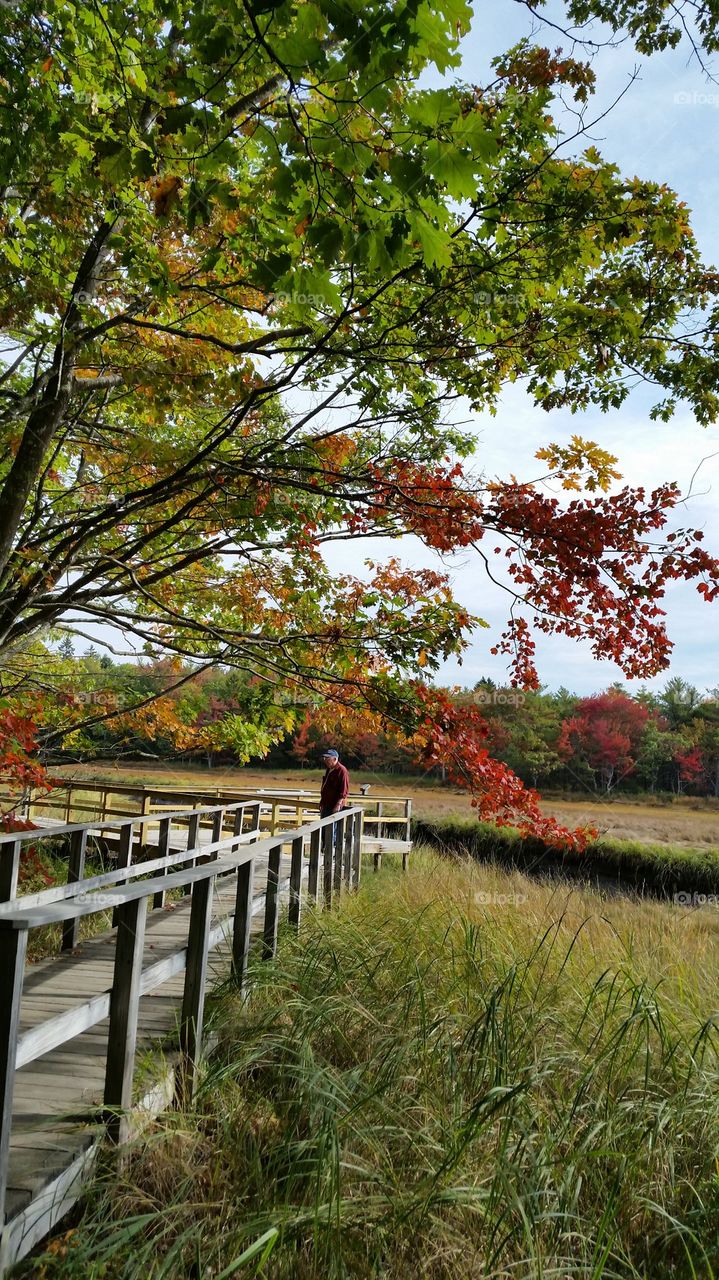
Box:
0, 217, 120, 579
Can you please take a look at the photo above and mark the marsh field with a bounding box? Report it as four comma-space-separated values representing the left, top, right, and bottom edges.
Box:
23, 766, 719, 1278
58, 761, 719, 851
26, 848, 719, 1280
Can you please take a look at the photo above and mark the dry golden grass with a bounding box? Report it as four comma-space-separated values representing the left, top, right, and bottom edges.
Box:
27, 848, 719, 1279
544, 797, 719, 848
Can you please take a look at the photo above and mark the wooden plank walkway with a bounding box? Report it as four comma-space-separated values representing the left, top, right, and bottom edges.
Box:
0, 841, 292, 1269
0, 798, 411, 1273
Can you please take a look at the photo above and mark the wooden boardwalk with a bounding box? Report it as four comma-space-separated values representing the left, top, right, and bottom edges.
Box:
0, 798, 410, 1272
2, 842, 281, 1268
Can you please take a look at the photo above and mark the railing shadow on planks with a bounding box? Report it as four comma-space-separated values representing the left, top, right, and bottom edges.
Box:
0, 796, 394, 1243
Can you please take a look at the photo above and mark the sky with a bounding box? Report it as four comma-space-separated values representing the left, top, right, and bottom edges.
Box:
327, 0, 719, 696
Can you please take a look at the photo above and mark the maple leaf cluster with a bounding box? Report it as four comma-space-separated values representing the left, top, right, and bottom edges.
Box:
484, 480, 719, 683
0, 704, 54, 811
410, 684, 596, 850
364, 451, 719, 691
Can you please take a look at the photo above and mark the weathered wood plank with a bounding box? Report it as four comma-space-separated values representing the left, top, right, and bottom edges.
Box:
322, 823, 334, 909
232, 860, 254, 990
262, 844, 282, 960
0, 928, 28, 1224
0, 804, 370, 1272
0, 841, 20, 905
333, 816, 345, 898
308, 827, 320, 902
183, 812, 200, 898
178, 878, 214, 1103
16, 993, 112, 1071
0, 857, 243, 930
104, 897, 148, 1144
152, 817, 170, 910
288, 836, 303, 932
112, 822, 134, 927
351, 812, 362, 889
342, 816, 353, 889
61, 830, 88, 952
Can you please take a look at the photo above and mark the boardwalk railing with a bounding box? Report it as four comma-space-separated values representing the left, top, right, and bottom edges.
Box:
0, 801, 366, 1228
3, 777, 413, 846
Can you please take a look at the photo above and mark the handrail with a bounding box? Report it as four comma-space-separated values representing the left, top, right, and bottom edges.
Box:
0, 808, 359, 917
23, 778, 413, 801
0, 796, 257, 846
4, 779, 411, 830
0, 821, 259, 915
12, 860, 303, 1074
0, 802, 367, 1229
0, 855, 242, 931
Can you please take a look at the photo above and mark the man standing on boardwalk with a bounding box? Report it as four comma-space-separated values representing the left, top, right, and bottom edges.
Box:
320, 749, 350, 818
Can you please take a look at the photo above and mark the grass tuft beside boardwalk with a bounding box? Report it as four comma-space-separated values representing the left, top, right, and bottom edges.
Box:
413, 815, 719, 898
25, 849, 719, 1279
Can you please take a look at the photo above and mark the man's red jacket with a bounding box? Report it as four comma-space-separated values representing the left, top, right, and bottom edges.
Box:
320, 762, 350, 812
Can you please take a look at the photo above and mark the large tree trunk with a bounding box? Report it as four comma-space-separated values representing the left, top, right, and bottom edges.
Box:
0, 217, 121, 586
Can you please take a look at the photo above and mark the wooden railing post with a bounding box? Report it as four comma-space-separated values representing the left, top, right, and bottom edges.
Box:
333, 816, 345, 898
62, 829, 88, 951
179, 876, 215, 1103
210, 807, 225, 858
152, 816, 171, 909
262, 843, 282, 959
342, 815, 353, 889
0, 925, 28, 1225
351, 811, 362, 889
112, 822, 134, 927
104, 896, 148, 1144
183, 812, 200, 896
232, 859, 254, 991
322, 823, 333, 909
308, 827, 321, 902
232, 806, 245, 846
288, 835, 303, 932
249, 802, 261, 836
0, 840, 21, 904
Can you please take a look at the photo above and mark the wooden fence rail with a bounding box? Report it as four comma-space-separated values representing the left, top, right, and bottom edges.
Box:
1, 778, 412, 846
0, 801, 366, 1230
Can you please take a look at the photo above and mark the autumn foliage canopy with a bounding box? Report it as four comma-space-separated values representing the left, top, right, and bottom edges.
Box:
2, 1, 719, 846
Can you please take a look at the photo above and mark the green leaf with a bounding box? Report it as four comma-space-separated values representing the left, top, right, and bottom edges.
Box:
212, 1228, 279, 1278
388, 154, 426, 197
424, 140, 478, 198
273, 32, 325, 66
305, 218, 344, 267
411, 89, 462, 129
410, 214, 453, 267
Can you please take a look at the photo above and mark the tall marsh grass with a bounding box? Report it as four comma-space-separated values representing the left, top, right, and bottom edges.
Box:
413, 815, 719, 897
26, 850, 719, 1279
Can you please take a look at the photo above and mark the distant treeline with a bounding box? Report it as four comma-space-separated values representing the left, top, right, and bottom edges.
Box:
48, 644, 719, 797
